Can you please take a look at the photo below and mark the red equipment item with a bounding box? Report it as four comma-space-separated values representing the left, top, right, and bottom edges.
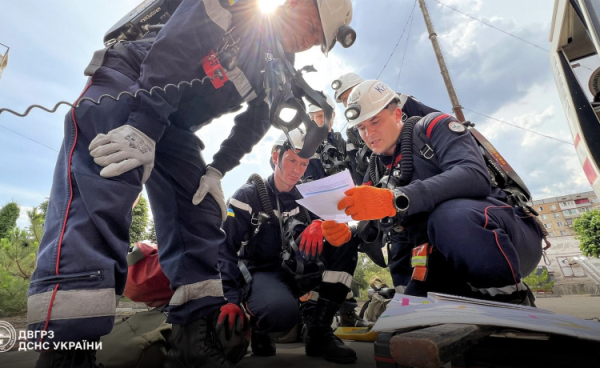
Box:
124, 242, 174, 307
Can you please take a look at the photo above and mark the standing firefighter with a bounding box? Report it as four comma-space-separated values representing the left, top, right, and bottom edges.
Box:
28, 1, 356, 367
218, 130, 359, 364
324, 80, 544, 304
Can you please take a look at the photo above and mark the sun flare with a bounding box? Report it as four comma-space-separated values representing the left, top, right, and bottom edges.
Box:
259, 0, 284, 13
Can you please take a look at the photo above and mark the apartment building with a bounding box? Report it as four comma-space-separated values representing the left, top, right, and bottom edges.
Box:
532, 191, 600, 238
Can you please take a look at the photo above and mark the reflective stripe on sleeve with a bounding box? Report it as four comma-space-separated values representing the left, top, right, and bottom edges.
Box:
229, 198, 253, 214
322, 271, 353, 288
28, 288, 117, 325
202, 0, 232, 31
169, 279, 224, 306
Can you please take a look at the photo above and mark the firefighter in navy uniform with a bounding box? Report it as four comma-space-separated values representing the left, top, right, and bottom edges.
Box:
28, 1, 356, 367
322, 80, 544, 304
331, 73, 442, 291
303, 93, 354, 182
300, 92, 368, 328
332, 72, 440, 196
218, 130, 359, 364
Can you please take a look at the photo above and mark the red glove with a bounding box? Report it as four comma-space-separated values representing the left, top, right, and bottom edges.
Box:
299, 220, 324, 260
338, 186, 396, 221
322, 220, 352, 246
216, 303, 246, 341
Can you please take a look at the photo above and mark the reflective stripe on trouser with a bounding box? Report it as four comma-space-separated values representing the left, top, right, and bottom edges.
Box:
28, 66, 141, 343
145, 125, 226, 324
419, 197, 543, 297
244, 240, 359, 333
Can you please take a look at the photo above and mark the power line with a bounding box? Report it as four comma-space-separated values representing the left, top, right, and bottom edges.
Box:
430, 0, 592, 72
0, 124, 58, 152
431, 0, 549, 53
396, 6, 416, 91
463, 108, 574, 145
377, 0, 417, 80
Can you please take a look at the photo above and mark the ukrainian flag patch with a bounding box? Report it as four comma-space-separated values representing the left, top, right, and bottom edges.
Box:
228, 0, 238, 5
227, 208, 235, 217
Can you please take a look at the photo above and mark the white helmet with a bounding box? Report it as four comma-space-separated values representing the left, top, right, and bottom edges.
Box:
332, 72, 364, 103
273, 128, 306, 150
344, 80, 399, 127
317, 0, 356, 55
307, 92, 335, 113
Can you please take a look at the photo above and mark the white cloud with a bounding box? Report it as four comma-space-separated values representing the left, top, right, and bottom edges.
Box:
16, 206, 33, 229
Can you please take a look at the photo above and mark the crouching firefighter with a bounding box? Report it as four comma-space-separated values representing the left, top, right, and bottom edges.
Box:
325, 80, 545, 305
218, 129, 359, 364
331, 72, 441, 187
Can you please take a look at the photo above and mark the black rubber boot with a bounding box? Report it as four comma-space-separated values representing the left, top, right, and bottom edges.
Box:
304, 298, 357, 364
250, 329, 276, 357
164, 315, 235, 368
35, 350, 103, 368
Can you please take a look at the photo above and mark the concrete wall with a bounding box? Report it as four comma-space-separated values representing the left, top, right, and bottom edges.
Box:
535, 236, 600, 295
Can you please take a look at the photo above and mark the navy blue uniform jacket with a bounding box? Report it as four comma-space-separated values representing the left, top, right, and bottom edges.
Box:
114, 0, 276, 174
219, 175, 317, 305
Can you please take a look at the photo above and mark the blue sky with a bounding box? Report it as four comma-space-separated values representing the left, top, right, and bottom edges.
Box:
0, 0, 593, 227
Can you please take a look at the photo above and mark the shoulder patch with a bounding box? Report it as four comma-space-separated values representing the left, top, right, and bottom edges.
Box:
448, 121, 466, 133
227, 208, 235, 217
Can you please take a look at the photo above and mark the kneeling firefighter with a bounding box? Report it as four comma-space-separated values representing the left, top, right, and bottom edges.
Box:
217, 129, 359, 364
323, 80, 545, 305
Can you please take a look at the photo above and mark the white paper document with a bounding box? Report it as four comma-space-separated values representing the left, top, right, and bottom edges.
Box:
295, 170, 355, 223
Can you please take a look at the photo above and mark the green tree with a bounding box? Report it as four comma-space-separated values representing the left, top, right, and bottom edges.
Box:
573, 209, 600, 258
147, 219, 157, 243
38, 199, 49, 218
0, 200, 46, 316
130, 195, 149, 243
0, 201, 20, 240
353, 253, 394, 300
523, 268, 554, 293
0, 227, 39, 316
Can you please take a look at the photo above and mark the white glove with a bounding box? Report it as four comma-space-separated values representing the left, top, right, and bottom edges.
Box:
193, 166, 227, 221
89, 125, 155, 184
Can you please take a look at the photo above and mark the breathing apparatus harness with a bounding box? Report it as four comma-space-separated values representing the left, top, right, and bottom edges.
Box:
0, 0, 331, 159
238, 174, 325, 283
357, 114, 550, 267
317, 132, 351, 176
355, 117, 420, 268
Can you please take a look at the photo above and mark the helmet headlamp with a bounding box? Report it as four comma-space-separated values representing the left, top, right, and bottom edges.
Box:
345, 104, 361, 121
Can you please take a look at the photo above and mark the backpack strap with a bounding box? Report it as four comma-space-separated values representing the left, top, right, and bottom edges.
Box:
412, 114, 441, 167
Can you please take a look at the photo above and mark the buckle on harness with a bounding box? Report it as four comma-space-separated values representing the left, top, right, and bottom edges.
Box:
420, 144, 434, 160
411, 243, 433, 282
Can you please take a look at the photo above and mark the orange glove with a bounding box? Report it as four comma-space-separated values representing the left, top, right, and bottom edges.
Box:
322, 220, 352, 246
299, 220, 324, 260
337, 186, 396, 221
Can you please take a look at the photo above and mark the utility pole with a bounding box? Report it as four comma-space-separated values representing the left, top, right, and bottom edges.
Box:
417, 0, 465, 122
0, 43, 9, 83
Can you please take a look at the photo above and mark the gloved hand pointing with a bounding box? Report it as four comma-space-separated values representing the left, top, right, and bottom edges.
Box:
338, 186, 396, 221
322, 220, 352, 246
298, 220, 323, 260
89, 125, 155, 184
216, 303, 246, 341
193, 166, 227, 221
